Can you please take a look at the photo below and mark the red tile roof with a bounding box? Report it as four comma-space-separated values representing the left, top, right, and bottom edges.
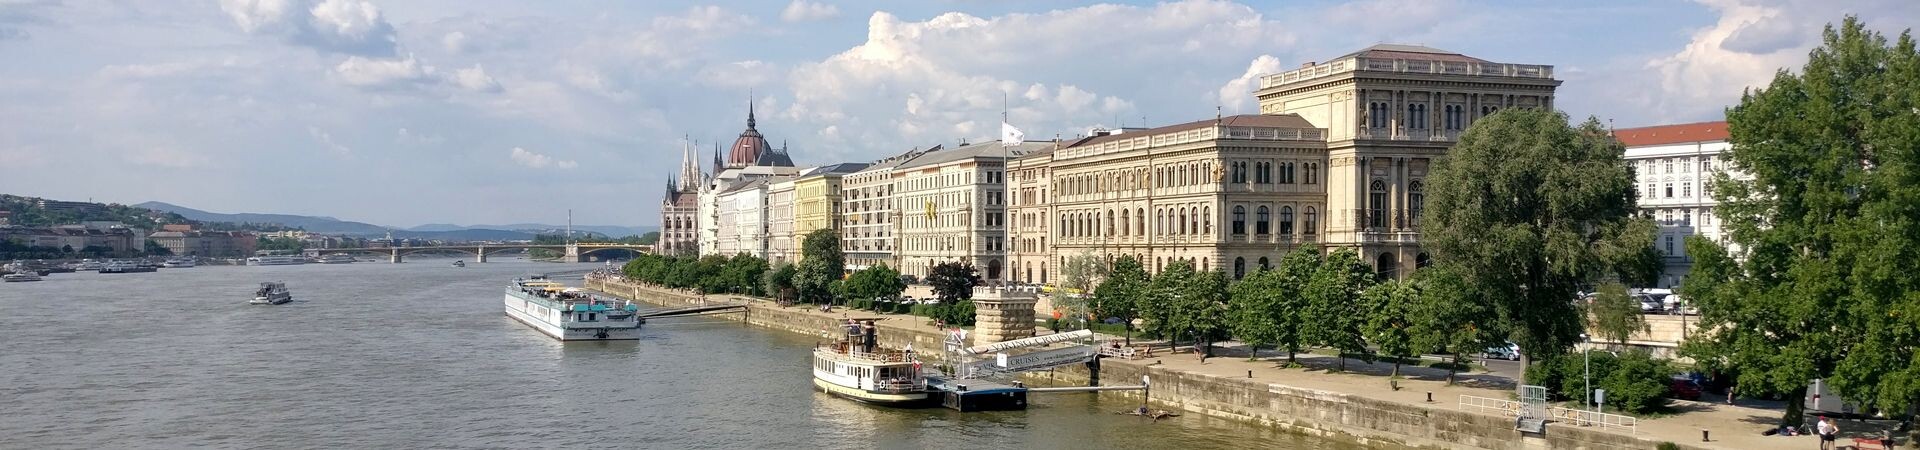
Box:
1613, 121, 1729, 147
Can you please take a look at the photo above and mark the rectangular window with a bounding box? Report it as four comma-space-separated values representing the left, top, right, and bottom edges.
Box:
1682, 182, 1691, 198
1665, 183, 1674, 198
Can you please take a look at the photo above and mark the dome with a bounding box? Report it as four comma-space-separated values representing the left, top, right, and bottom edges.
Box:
724, 100, 791, 168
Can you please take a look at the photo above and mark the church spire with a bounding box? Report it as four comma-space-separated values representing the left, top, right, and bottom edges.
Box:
676, 138, 701, 191
746, 90, 757, 130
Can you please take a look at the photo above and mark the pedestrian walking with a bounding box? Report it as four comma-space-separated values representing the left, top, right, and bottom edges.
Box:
1815, 416, 1837, 450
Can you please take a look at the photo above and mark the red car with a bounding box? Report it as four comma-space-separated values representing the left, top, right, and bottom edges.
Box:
1668, 377, 1703, 400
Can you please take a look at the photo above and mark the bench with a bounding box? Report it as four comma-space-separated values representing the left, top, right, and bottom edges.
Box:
1845, 437, 1893, 450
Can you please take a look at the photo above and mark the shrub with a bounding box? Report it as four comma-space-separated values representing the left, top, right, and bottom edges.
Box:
1598, 350, 1672, 414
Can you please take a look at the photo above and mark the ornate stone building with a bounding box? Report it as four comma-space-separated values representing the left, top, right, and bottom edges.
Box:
1007, 145, 1054, 285
840, 147, 931, 272
658, 145, 703, 256
1253, 44, 1560, 278
696, 102, 802, 257
891, 141, 1045, 281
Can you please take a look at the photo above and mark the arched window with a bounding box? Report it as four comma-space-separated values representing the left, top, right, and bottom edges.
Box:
1178, 208, 1188, 235
1415, 253, 1432, 269
1135, 208, 1145, 238
1258, 257, 1270, 271
1232, 206, 1247, 235
1280, 206, 1294, 235
1256, 206, 1271, 234
1304, 206, 1318, 235
1409, 181, 1425, 228
1233, 257, 1246, 280
1369, 180, 1388, 229
1203, 206, 1212, 234
1376, 252, 1398, 281
1106, 210, 1116, 236
1306, 163, 1317, 184
1120, 209, 1131, 236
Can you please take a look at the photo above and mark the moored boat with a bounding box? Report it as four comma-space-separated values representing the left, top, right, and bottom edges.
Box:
812, 320, 932, 406
250, 282, 292, 305
246, 255, 306, 266
502, 276, 642, 340
162, 257, 196, 268
99, 261, 158, 273
3, 273, 42, 282
315, 254, 356, 264
452, 260, 466, 267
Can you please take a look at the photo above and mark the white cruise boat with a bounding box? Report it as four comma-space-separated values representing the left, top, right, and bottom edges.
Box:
3, 273, 42, 282
503, 276, 643, 340
247, 255, 307, 266
162, 258, 196, 268
250, 282, 292, 305
72, 259, 106, 271
315, 254, 356, 264
812, 321, 932, 406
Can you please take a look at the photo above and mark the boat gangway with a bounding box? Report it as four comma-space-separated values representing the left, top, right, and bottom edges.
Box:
637, 304, 747, 319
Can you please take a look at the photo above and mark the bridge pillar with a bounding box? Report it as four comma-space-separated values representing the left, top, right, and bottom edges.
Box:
565, 244, 586, 263
390, 249, 403, 264
971, 286, 1038, 345
476, 246, 487, 263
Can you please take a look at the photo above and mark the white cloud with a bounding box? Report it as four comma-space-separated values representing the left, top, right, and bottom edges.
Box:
395, 127, 445, 146
331, 54, 502, 94
218, 0, 398, 56
441, 31, 468, 53
781, 1, 841, 23
696, 60, 775, 88
1217, 54, 1282, 113
308, 126, 352, 155
509, 147, 576, 169
623, 6, 757, 68
1638, 0, 1920, 123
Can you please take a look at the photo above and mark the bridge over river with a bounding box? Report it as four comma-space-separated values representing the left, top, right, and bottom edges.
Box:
306, 243, 651, 263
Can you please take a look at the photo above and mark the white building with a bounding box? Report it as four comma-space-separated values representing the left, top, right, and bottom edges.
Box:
840, 147, 934, 272
697, 102, 801, 257
765, 177, 799, 264
1616, 121, 1742, 288
891, 141, 1048, 281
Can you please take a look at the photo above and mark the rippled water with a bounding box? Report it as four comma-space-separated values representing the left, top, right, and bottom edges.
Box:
0, 260, 1354, 449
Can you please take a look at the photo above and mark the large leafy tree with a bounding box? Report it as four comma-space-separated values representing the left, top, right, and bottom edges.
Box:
1410, 265, 1504, 384
844, 263, 906, 305
1052, 253, 1107, 327
1682, 17, 1920, 426
1093, 255, 1149, 345
925, 261, 981, 304
1422, 107, 1652, 385
793, 229, 844, 304
762, 263, 798, 303
1305, 249, 1377, 372
1145, 260, 1196, 352
1178, 269, 1231, 357
1229, 267, 1284, 360
1364, 279, 1420, 378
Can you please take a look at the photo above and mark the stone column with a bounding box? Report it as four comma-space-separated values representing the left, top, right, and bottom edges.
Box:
476, 245, 488, 263
389, 248, 403, 263
970, 286, 1038, 345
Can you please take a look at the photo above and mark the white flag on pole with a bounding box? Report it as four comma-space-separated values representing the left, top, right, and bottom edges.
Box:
1000, 121, 1024, 146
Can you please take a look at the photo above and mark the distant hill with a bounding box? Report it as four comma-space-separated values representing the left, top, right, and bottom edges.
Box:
405, 223, 654, 238
135, 201, 392, 235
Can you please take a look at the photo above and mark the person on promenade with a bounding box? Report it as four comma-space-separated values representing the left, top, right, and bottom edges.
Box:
1816, 416, 1837, 450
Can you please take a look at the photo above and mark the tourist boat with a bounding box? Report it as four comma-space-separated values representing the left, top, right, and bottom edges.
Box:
246, 255, 306, 266
162, 257, 196, 268
452, 260, 466, 267
812, 321, 932, 406
3, 273, 42, 282
315, 254, 356, 264
503, 276, 643, 340
69, 259, 106, 271
99, 261, 158, 273
250, 282, 292, 305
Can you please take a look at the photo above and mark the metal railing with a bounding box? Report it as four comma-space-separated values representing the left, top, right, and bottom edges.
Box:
1457, 395, 1638, 434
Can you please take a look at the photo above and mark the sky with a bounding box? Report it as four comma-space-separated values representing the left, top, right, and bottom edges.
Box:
1, 0, 1916, 228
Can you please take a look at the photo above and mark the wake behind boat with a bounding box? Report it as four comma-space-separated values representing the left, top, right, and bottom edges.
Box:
502, 276, 642, 340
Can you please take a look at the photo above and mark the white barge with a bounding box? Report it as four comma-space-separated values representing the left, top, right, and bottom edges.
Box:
812, 320, 932, 406
503, 276, 643, 340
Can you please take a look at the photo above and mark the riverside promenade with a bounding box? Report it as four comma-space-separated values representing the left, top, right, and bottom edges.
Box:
585, 276, 1832, 450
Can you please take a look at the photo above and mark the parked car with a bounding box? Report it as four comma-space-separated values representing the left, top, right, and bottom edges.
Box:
1482, 343, 1521, 361
1668, 376, 1704, 400
1637, 294, 1665, 313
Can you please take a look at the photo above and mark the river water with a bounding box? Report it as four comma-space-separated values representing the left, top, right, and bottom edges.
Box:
0, 260, 1355, 449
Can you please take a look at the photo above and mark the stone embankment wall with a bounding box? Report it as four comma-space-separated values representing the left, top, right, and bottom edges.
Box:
588, 278, 1698, 450
586, 278, 954, 363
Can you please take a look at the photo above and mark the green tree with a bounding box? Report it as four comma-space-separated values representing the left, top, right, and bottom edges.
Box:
1306, 249, 1378, 372
1092, 255, 1149, 345
1144, 260, 1196, 352
1586, 281, 1646, 345
1364, 279, 1420, 378
925, 261, 981, 304
718, 253, 769, 296
1229, 267, 1284, 361
762, 263, 798, 303
793, 229, 844, 304
1177, 269, 1230, 357
1411, 266, 1505, 384
844, 263, 906, 306
1422, 108, 1652, 387
1680, 16, 1920, 425
1051, 253, 1107, 328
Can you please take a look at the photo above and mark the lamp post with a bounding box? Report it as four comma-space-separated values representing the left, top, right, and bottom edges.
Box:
1580, 333, 1592, 412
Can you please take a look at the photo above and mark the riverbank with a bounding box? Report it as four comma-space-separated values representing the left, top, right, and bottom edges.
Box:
586, 277, 1815, 450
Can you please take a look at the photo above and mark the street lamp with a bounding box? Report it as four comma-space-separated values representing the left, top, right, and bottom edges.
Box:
1580, 333, 1592, 412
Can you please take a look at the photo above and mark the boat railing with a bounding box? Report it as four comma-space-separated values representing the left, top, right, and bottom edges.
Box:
873, 378, 925, 392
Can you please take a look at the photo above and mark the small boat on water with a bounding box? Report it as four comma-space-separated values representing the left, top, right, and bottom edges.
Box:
3, 273, 42, 282
452, 260, 466, 267
315, 254, 356, 264
812, 320, 932, 406
99, 261, 158, 273
503, 276, 642, 340
162, 257, 196, 268
70, 259, 106, 271
250, 282, 292, 305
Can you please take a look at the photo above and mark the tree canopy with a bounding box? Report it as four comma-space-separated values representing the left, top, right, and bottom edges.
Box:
1421, 107, 1652, 377
926, 261, 981, 303
1092, 255, 1149, 345
1682, 17, 1920, 422
1305, 248, 1378, 372
793, 229, 844, 304
844, 263, 906, 302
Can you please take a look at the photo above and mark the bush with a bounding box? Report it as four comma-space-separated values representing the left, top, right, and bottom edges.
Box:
1526, 350, 1672, 414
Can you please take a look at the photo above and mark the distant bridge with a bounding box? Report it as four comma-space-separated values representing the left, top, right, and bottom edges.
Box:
306, 243, 652, 263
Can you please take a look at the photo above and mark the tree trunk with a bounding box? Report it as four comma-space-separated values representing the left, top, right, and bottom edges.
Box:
1124, 320, 1133, 346
1446, 354, 1460, 385
1287, 348, 1297, 366
1392, 361, 1401, 378
1517, 352, 1530, 396
1782, 385, 1808, 429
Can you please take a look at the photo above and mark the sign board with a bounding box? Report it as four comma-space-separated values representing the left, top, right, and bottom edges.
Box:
962, 345, 1100, 375
959, 329, 1091, 355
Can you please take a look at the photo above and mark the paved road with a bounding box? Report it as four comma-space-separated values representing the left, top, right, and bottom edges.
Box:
1482, 357, 1523, 380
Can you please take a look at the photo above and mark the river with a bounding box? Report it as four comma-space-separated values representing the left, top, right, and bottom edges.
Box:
0, 259, 1356, 449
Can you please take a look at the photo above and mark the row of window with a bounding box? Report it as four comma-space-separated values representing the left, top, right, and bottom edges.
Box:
1227, 161, 1315, 185
1366, 102, 1493, 130
1645, 179, 1712, 200
1636, 156, 1716, 175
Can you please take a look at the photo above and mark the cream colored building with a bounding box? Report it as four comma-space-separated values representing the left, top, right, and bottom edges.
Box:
1048, 117, 1329, 279
784, 162, 868, 264
841, 148, 932, 272
765, 177, 799, 263
1007, 146, 1054, 284
1615, 121, 1742, 288
892, 141, 1046, 281
1253, 44, 1559, 278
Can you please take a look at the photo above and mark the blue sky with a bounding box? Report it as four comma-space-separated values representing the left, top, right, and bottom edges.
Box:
1, 0, 1915, 228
